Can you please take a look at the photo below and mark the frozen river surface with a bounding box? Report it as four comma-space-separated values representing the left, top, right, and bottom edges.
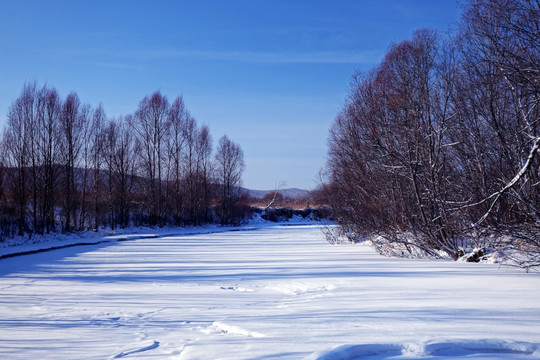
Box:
1, 225, 539, 359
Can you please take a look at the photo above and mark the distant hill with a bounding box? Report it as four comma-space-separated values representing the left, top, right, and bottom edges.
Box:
242, 188, 310, 199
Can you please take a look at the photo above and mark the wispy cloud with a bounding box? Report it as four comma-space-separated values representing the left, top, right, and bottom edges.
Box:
64, 45, 383, 66
133, 48, 383, 65
93, 61, 143, 70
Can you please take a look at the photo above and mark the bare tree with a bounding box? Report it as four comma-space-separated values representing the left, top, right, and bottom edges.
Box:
1, 84, 247, 236
264, 181, 287, 210
215, 135, 245, 225
131, 91, 170, 225
78, 104, 93, 229
456, 0, 540, 266
166, 96, 188, 224
22, 83, 41, 234
35, 86, 61, 233
103, 117, 138, 229
326, 0, 539, 265
59, 92, 90, 232
4, 83, 34, 235
89, 105, 106, 230
0, 129, 16, 240
328, 30, 464, 258
182, 115, 198, 224
0, 139, 4, 208
195, 125, 213, 224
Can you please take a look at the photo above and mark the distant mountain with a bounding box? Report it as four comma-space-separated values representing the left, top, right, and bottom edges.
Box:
242, 188, 310, 199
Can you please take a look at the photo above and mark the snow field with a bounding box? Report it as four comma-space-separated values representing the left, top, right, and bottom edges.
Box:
0, 225, 539, 359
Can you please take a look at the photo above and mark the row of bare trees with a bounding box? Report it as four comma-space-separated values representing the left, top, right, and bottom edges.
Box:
326, 0, 539, 265
0, 86, 245, 239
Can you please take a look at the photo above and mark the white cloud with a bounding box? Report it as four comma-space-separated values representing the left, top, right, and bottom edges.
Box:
134, 48, 383, 65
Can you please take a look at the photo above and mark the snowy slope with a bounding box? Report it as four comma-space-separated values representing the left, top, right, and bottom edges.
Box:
0, 225, 539, 359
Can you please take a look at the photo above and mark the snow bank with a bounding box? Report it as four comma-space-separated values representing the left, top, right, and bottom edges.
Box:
0, 208, 320, 259
0, 224, 256, 259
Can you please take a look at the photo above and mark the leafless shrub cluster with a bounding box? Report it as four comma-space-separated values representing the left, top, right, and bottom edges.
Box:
247, 192, 312, 210
0, 87, 246, 239
325, 0, 539, 265
320, 223, 355, 245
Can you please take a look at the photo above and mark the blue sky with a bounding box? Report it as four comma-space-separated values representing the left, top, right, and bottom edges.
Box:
0, 0, 461, 190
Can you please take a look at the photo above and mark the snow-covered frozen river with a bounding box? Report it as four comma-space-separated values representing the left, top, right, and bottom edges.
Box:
1, 225, 539, 359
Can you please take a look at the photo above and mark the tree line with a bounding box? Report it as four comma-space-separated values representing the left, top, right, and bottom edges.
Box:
325, 0, 539, 265
0, 85, 246, 239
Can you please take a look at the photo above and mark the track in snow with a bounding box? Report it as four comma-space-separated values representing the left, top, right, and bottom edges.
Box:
1, 224, 539, 359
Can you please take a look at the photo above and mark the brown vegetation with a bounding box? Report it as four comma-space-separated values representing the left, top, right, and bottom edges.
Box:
324, 0, 539, 265
0, 88, 246, 239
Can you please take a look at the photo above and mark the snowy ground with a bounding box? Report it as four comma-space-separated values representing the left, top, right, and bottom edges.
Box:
1, 224, 539, 359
